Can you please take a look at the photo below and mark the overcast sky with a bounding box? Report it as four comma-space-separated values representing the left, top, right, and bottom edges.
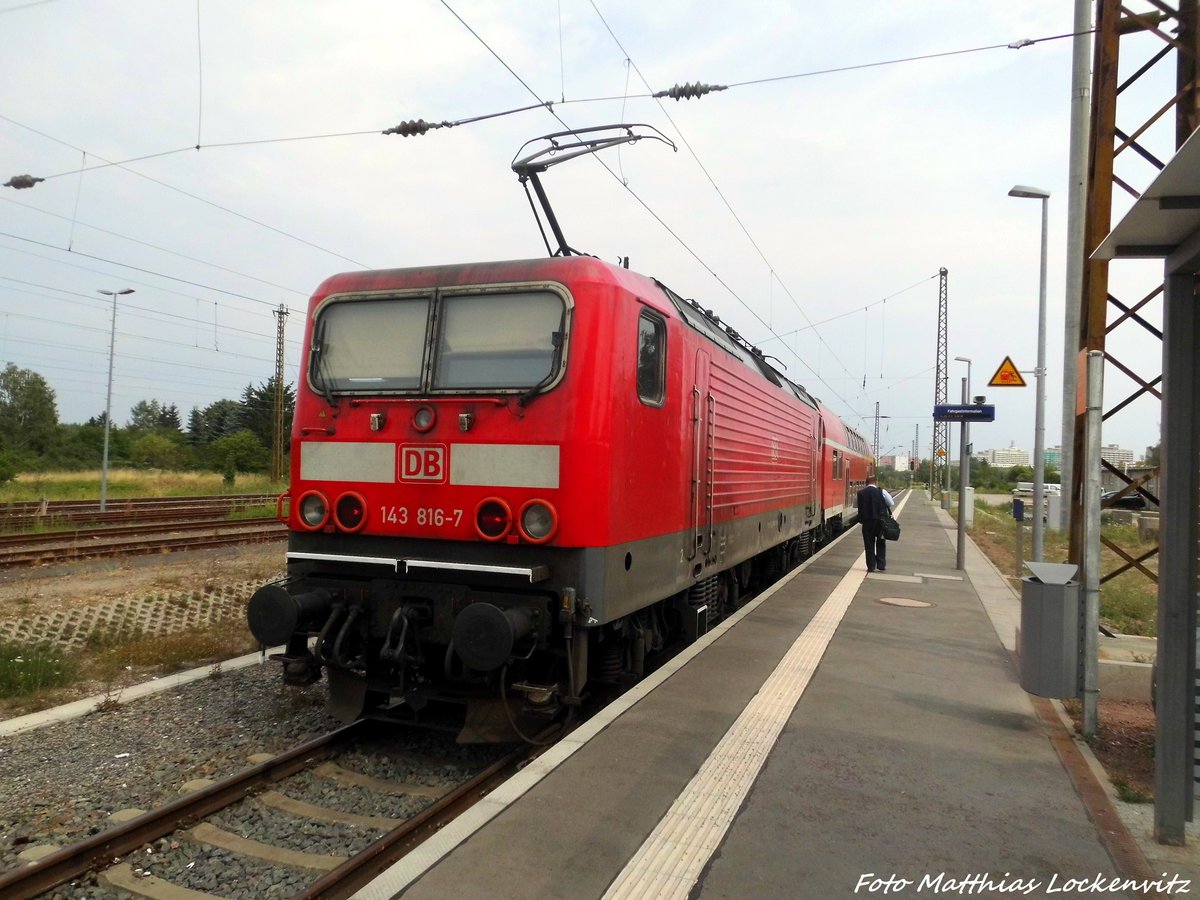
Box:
0, 0, 1173, 462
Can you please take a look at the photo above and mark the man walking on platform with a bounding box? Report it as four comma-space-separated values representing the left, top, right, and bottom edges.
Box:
857, 475, 890, 572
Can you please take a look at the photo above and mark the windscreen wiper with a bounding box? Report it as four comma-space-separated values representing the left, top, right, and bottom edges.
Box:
309, 318, 338, 408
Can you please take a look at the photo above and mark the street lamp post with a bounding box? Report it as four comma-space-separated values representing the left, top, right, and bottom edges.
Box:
96, 288, 134, 512
954, 356, 971, 570
1008, 185, 1050, 562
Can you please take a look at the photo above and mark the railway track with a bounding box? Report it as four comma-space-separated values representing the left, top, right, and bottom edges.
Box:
0, 495, 276, 532
0, 516, 286, 569
0, 720, 537, 899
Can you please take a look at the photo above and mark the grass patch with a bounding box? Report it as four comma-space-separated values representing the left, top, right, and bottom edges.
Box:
967, 498, 1159, 636
1100, 572, 1159, 636
225, 501, 277, 521
0, 469, 283, 503
0, 619, 259, 716
0, 640, 81, 698
1113, 778, 1153, 804
89, 620, 259, 681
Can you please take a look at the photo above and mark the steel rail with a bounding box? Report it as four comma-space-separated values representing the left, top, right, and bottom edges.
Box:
295, 737, 543, 900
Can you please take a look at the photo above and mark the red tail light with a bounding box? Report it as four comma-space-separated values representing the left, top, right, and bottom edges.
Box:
334, 492, 367, 532
475, 498, 512, 541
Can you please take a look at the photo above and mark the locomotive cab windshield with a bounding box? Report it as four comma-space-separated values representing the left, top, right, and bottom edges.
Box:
311, 287, 570, 396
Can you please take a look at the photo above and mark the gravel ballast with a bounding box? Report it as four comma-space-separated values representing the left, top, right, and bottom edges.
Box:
0, 664, 338, 891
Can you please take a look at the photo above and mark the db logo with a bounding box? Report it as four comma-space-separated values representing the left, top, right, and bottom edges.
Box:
399, 444, 447, 482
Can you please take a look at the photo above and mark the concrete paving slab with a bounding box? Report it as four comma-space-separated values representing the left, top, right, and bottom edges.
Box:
370, 492, 1191, 900
697, 493, 1120, 898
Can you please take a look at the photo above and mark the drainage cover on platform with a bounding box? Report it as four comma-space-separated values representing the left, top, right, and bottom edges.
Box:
877, 597, 934, 608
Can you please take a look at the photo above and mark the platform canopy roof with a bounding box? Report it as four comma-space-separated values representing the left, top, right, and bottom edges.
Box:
1094, 126, 1200, 271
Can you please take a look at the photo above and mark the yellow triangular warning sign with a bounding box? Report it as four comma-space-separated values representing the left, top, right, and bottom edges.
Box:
988, 356, 1026, 387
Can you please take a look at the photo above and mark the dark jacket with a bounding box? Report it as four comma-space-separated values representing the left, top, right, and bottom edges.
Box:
856, 484, 889, 524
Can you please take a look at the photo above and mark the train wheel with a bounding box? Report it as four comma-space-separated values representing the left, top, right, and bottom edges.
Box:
720, 570, 740, 616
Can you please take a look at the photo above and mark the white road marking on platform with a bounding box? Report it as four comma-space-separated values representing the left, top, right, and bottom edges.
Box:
869, 573, 922, 583
915, 572, 964, 581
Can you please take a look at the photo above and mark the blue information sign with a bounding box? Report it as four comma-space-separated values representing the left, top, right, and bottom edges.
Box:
933, 404, 996, 423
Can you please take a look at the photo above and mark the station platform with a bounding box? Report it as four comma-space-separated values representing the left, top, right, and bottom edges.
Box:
358, 491, 1192, 900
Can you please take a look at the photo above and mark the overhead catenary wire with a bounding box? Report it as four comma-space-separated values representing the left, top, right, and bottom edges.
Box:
2, 195, 310, 297
195, 0, 203, 148
0, 114, 370, 269
0, 276, 302, 347
756, 273, 938, 343
0, 229, 303, 311
440, 0, 866, 418
0, 11, 1087, 431
3, 27, 1088, 186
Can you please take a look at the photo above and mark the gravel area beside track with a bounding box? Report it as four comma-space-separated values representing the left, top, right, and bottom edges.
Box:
0, 661, 514, 899
0, 664, 337, 875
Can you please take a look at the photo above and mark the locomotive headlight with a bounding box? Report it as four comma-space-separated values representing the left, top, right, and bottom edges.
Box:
412, 405, 436, 433
475, 498, 512, 541
334, 491, 367, 532
297, 490, 330, 530
518, 500, 558, 543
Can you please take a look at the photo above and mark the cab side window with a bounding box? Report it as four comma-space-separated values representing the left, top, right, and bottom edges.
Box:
637, 311, 666, 406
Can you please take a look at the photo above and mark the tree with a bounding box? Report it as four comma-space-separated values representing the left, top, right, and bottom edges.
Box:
0, 364, 58, 456
208, 429, 269, 474
238, 377, 295, 453
1006, 464, 1034, 484
130, 433, 187, 469
1143, 442, 1161, 466
0, 451, 19, 484
187, 399, 243, 446
127, 399, 182, 434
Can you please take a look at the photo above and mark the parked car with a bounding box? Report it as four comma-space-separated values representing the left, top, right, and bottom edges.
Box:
1101, 490, 1149, 510
1011, 482, 1061, 496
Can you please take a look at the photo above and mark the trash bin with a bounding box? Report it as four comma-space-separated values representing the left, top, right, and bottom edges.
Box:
1018, 561, 1080, 699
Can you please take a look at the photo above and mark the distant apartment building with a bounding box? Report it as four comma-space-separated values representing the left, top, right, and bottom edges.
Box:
972, 443, 1135, 471
1100, 444, 1136, 468
879, 455, 911, 471
974, 446, 1030, 467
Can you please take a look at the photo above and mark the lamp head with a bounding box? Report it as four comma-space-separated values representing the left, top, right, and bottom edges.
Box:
1008, 185, 1050, 200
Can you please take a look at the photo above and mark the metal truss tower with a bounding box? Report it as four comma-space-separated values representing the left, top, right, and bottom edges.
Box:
931, 267, 949, 499
1069, 0, 1199, 841
873, 402, 881, 460
271, 304, 289, 483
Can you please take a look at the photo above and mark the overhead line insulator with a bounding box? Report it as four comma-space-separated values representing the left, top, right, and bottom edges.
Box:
382, 119, 452, 137
4, 174, 45, 189
653, 82, 728, 101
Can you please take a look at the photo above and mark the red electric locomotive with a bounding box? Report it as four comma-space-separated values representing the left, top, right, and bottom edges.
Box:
247, 254, 873, 739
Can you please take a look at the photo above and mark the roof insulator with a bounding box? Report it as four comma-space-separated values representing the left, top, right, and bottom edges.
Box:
4, 174, 44, 189
654, 82, 728, 101
383, 119, 451, 137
